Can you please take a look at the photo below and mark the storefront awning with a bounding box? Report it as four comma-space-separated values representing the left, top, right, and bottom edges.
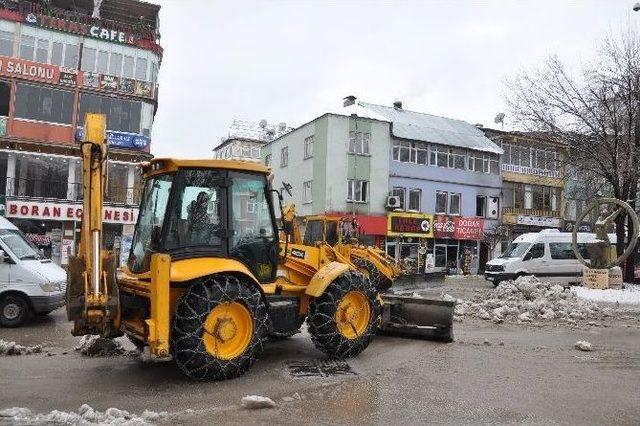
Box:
358, 215, 387, 236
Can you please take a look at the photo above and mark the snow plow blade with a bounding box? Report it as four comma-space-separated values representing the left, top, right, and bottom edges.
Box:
378, 294, 455, 342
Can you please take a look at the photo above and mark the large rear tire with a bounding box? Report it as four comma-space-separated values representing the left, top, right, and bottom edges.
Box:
171, 274, 269, 381
352, 257, 392, 292
307, 271, 380, 359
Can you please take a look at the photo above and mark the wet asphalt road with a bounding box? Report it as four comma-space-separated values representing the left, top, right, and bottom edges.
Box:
1, 277, 640, 425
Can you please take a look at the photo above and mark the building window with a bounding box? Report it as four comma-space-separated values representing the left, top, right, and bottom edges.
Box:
347, 179, 368, 202
392, 140, 428, 164
349, 131, 370, 155
19, 34, 34, 60
0, 81, 10, 118
513, 183, 559, 212
430, 145, 449, 168
264, 154, 271, 166
63, 43, 79, 68
109, 52, 123, 75
14, 83, 74, 124
280, 147, 288, 167
468, 152, 499, 174
81, 46, 96, 71
35, 38, 49, 63
408, 188, 421, 211
123, 55, 135, 78
392, 187, 405, 209
435, 191, 448, 214
448, 148, 466, 170
449, 192, 461, 215
304, 135, 314, 159
476, 196, 486, 217
0, 26, 15, 57
78, 93, 153, 135
303, 180, 312, 203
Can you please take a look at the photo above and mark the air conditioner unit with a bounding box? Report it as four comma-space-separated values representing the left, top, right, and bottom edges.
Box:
487, 196, 500, 219
386, 195, 401, 209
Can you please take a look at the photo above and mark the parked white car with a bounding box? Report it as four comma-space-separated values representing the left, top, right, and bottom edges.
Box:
0, 217, 67, 327
484, 229, 606, 286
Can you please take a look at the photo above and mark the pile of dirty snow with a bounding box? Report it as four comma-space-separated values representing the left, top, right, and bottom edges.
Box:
0, 404, 167, 425
0, 339, 42, 356
74, 335, 126, 357
453, 276, 613, 325
572, 284, 640, 308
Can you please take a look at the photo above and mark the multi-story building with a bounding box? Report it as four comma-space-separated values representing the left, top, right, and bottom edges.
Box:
483, 128, 568, 240
262, 110, 392, 247
354, 101, 503, 272
0, 0, 161, 265
213, 119, 291, 161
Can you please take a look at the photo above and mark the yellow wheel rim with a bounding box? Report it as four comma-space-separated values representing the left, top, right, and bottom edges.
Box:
335, 291, 371, 340
203, 302, 253, 360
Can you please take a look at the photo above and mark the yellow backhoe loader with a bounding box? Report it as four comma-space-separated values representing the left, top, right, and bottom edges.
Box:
66, 114, 454, 381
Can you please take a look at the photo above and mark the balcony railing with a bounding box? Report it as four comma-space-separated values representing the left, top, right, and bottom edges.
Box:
0, 177, 141, 205
501, 163, 561, 178
502, 207, 561, 217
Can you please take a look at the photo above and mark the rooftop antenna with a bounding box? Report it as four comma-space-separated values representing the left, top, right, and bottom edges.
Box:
494, 112, 506, 130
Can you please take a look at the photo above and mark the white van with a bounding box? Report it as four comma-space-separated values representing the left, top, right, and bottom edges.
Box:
0, 217, 67, 327
484, 229, 604, 286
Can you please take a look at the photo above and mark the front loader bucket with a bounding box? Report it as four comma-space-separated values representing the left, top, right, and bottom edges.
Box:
378, 294, 455, 342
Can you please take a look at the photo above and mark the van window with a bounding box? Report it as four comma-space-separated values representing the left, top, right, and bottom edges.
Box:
500, 242, 531, 258
527, 243, 545, 260
550, 242, 577, 260
0, 229, 42, 260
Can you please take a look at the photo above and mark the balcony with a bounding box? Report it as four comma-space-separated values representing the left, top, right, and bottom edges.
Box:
502, 207, 560, 217
501, 163, 561, 178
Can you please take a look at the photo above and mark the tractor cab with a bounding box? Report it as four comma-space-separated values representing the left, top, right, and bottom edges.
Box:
127, 159, 279, 283
303, 215, 362, 247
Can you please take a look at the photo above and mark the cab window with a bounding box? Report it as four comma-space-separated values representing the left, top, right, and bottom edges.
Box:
526, 243, 545, 260
549, 242, 577, 260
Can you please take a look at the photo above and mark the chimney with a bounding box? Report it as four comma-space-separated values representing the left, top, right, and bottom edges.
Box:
393, 100, 403, 110
343, 95, 357, 107
474, 123, 484, 128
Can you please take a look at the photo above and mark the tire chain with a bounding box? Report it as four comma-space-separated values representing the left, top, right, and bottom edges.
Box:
352, 257, 392, 292
171, 274, 269, 381
307, 270, 380, 359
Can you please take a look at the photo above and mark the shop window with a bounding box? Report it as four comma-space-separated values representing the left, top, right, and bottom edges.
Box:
435, 191, 448, 214
15, 154, 69, 199
14, 83, 74, 124
0, 81, 10, 117
476, 196, 486, 217
449, 193, 461, 215
347, 179, 368, 202
280, 147, 288, 167
78, 93, 151, 134
408, 188, 421, 211
392, 187, 405, 209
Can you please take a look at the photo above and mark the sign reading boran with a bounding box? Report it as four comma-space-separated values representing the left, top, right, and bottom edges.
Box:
5, 200, 138, 225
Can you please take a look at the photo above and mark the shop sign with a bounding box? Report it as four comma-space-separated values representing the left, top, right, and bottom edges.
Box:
89, 25, 131, 44
100, 74, 119, 91
517, 215, 561, 228
0, 55, 59, 83
120, 78, 135, 94
5, 200, 138, 225
387, 212, 434, 238
25, 14, 134, 45
433, 215, 485, 241
59, 70, 78, 86
135, 80, 152, 97
75, 128, 151, 150
83, 71, 100, 88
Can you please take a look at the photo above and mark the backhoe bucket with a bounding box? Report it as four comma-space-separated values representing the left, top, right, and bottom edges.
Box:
378, 294, 455, 342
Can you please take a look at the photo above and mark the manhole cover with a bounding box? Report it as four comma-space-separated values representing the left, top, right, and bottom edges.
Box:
287, 360, 356, 378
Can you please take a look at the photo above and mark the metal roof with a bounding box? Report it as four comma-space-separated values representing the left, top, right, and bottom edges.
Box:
358, 102, 503, 155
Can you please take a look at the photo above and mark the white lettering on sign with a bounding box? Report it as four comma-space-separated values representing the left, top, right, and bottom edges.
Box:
0, 57, 56, 82
6, 200, 138, 224
89, 25, 127, 43
516, 215, 561, 228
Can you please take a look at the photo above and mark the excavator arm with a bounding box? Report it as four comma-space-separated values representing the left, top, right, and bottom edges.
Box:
66, 113, 120, 336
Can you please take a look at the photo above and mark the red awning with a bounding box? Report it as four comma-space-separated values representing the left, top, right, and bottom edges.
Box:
357, 215, 387, 236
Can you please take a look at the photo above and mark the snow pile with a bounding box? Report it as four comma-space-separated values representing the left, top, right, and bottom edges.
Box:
572, 284, 640, 307
74, 335, 126, 357
0, 339, 42, 356
0, 404, 167, 425
241, 395, 276, 409
574, 340, 593, 351
454, 276, 612, 325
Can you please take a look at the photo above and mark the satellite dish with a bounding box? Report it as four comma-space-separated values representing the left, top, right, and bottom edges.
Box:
494, 113, 505, 124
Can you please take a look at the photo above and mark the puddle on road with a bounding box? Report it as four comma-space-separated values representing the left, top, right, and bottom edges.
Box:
287, 359, 357, 378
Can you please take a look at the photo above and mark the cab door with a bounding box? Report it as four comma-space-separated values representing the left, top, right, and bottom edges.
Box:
548, 242, 580, 284
522, 242, 546, 276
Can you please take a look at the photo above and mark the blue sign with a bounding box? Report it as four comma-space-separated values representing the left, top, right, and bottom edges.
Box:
75, 128, 150, 150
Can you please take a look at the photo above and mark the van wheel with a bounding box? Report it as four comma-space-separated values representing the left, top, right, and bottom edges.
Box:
0, 294, 31, 327
492, 280, 501, 287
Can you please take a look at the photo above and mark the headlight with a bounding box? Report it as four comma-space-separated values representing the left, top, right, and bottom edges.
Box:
40, 282, 57, 292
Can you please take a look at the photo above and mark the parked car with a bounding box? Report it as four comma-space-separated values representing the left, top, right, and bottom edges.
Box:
0, 217, 66, 327
484, 229, 610, 286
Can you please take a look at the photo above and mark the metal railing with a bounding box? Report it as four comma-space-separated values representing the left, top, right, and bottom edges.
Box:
0, 177, 141, 205
501, 163, 561, 178
502, 207, 560, 217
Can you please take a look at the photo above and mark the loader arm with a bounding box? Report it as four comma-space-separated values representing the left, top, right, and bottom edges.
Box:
66, 113, 120, 336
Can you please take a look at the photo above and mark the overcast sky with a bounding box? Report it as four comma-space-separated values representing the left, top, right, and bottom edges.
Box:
148, 0, 639, 158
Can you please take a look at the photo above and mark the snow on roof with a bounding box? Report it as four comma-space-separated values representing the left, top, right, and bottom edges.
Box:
357, 102, 503, 155
216, 119, 294, 149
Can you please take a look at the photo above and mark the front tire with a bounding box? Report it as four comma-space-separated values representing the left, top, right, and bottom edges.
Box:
171, 274, 269, 381
352, 257, 392, 292
307, 271, 380, 359
0, 294, 31, 327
